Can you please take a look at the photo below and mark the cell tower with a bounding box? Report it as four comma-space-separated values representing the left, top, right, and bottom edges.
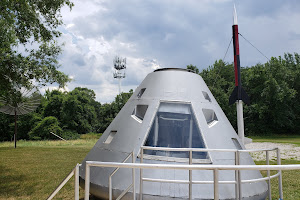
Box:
113, 56, 126, 94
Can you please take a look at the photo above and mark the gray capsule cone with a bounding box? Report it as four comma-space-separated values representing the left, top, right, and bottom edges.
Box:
79, 68, 267, 199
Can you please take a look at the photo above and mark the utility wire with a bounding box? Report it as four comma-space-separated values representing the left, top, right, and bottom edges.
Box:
212, 37, 232, 88
239, 33, 270, 61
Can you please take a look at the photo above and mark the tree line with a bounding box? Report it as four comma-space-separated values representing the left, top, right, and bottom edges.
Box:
0, 88, 133, 141
1, 53, 299, 141
188, 52, 300, 136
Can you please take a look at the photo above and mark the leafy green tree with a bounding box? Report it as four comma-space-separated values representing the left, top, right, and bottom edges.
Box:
0, 112, 14, 141
187, 64, 200, 74
44, 90, 66, 120
29, 116, 62, 140
61, 87, 99, 134
0, 0, 73, 98
244, 53, 298, 134
98, 90, 133, 133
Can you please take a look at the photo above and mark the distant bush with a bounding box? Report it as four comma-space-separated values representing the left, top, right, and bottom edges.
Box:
80, 132, 102, 140
29, 116, 62, 140
61, 130, 80, 140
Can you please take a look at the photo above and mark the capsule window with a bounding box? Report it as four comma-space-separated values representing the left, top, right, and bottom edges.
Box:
144, 102, 208, 160
202, 108, 218, 127
137, 88, 146, 98
132, 105, 148, 122
202, 91, 211, 102
104, 130, 117, 144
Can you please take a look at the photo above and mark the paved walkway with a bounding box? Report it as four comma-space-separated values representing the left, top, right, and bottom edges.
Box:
245, 142, 300, 161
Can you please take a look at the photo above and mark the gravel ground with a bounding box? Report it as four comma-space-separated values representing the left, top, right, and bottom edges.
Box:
245, 142, 300, 161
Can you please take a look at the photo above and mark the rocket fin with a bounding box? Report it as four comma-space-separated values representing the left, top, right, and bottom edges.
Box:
229, 86, 250, 105
229, 86, 238, 105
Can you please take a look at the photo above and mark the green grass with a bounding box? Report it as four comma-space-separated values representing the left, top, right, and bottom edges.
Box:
0, 140, 97, 200
256, 160, 300, 199
0, 138, 300, 199
250, 134, 300, 146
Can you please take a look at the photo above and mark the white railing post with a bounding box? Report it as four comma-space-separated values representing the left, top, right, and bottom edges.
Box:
75, 163, 80, 200
85, 163, 90, 200
109, 175, 113, 200
189, 150, 193, 200
140, 148, 144, 200
132, 152, 136, 200
235, 151, 239, 200
266, 151, 271, 199
277, 148, 283, 200
213, 169, 219, 200
237, 151, 242, 200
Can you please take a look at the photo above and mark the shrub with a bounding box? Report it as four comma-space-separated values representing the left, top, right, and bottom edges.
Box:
61, 130, 80, 140
29, 116, 62, 140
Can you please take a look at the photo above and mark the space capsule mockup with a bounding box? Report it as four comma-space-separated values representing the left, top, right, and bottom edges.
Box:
79, 68, 267, 200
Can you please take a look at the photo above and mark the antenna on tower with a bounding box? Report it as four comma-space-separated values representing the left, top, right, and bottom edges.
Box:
113, 56, 126, 94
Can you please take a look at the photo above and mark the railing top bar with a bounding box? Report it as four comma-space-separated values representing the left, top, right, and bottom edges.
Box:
140, 146, 278, 153
86, 161, 300, 171
240, 148, 278, 153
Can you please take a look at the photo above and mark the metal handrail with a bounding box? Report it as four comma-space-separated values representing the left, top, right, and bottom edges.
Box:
84, 162, 300, 200
109, 152, 136, 200
47, 163, 81, 200
139, 146, 281, 200
84, 148, 294, 200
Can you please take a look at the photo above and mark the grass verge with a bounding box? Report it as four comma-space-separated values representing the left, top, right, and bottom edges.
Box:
250, 134, 300, 146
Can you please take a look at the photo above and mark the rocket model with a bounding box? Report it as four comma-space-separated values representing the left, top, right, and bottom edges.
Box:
229, 5, 250, 106
229, 5, 250, 145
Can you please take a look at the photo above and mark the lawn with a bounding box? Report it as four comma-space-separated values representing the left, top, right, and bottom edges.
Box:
0, 138, 299, 200
250, 134, 300, 146
0, 139, 97, 200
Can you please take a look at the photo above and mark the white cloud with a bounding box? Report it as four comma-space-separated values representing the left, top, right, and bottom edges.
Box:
56, 0, 300, 103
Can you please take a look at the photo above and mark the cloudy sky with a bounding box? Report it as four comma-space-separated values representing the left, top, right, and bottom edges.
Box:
50, 0, 300, 103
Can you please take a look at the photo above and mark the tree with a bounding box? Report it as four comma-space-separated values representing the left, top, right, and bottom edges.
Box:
187, 64, 200, 74
44, 89, 66, 120
0, 0, 73, 97
61, 87, 99, 134
29, 116, 62, 140
98, 90, 133, 133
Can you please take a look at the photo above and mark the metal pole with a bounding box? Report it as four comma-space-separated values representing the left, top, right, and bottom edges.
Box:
277, 148, 283, 200
14, 110, 17, 148
235, 151, 239, 200
75, 164, 80, 200
189, 150, 193, 200
47, 167, 75, 200
213, 169, 219, 200
237, 151, 242, 200
85, 164, 90, 200
266, 151, 271, 199
132, 152, 136, 200
236, 101, 244, 145
139, 148, 144, 200
109, 176, 112, 200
